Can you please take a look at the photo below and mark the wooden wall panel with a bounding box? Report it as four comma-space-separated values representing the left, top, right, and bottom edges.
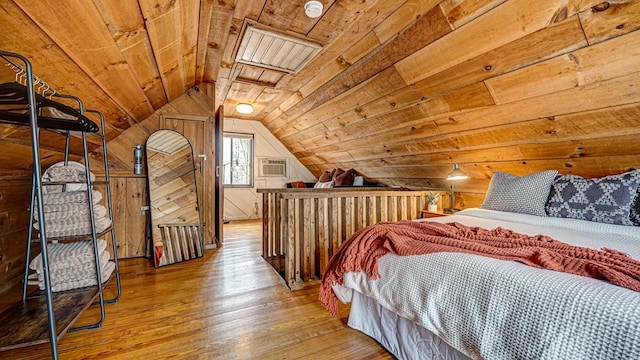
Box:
13, 0, 155, 120
102, 176, 147, 260
92, 0, 168, 109
395, 0, 602, 84
578, 0, 640, 45
0, 175, 33, 293
485, 29, 640, 104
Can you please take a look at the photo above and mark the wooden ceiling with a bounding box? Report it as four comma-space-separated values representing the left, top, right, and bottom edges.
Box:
1, 0, 639, 204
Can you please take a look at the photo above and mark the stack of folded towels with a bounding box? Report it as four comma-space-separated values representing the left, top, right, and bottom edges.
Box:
34, 161, 112, 238
28, 239, 115, 292
29, 161, 114, 292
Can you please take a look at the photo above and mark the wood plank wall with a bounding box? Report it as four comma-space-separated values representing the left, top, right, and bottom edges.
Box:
100, 176, 148, 260
0, 173, 36, 293
259, 188, 438, 289
0, 84, 216, 293
258, 0, 640, 209
91, 84, 218, 248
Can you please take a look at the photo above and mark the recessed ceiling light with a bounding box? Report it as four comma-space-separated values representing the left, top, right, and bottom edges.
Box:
236, 103, 254, 114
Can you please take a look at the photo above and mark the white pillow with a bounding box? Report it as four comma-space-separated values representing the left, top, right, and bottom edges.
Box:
353, 176, 364, 186
314, 181, 334, 188
481, 170, 558, 216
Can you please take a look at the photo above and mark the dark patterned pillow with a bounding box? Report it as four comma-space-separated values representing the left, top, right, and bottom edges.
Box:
481, 170, 558, 216
546, 170, 640, 226
632, 191, 640, 225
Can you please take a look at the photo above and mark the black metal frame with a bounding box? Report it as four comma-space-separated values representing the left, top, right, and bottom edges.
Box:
1, 50, 120, 359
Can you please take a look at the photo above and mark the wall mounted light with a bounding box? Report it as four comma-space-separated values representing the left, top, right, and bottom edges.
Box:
236, 103, 254, 114
304, 1, 323, 18
445, 163, 468, 213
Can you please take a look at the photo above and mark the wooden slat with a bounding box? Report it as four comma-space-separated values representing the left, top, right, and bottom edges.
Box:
124, 178, 148, 258
142, 4, 187, 101
440, 0, 508, 29
195, 0, 214, 84
578, 0, 640, 45
0, 2, 133, 140
0, 286, 101, 351
270, 4, 453, 138
372, 0, 441, 43
394, 0, 603, 84
14, 0, 155, 120
203, 6, 235, 83
92, 0, 167, 109
485, 28, 640, 104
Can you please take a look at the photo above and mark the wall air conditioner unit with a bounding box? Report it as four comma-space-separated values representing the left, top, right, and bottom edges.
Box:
259, 158, 287, 177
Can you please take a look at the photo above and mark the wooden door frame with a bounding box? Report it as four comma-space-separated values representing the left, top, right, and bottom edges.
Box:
158, 113, 218, 247
214, 106, 223, 247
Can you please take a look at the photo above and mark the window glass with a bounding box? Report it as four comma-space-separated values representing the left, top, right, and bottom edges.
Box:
223, 133, 253, 187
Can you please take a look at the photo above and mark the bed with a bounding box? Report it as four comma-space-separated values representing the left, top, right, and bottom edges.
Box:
321, 170, 640, 360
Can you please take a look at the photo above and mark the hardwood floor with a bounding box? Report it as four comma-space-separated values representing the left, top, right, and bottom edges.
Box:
0, 220, 392, 359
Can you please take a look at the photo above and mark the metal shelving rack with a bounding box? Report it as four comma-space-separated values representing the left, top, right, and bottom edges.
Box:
0, 50, 120, 359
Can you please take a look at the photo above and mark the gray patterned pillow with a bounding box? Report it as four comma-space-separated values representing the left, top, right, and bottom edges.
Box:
481, 170, 558, 216
545, 170, 640, 226
632, 191, 640, 225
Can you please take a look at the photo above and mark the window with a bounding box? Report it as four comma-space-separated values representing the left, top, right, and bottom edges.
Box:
223, 133, 254, 187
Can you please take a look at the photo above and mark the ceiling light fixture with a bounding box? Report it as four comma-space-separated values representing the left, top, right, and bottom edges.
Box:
304, 1, 323, 18
236, 103, 254, 114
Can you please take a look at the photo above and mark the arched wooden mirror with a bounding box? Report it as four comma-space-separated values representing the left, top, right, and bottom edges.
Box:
146, 130, 204, 267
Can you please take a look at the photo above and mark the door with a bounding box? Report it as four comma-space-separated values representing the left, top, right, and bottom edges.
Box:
159, 114, 217, 247
214, 106, 224, 246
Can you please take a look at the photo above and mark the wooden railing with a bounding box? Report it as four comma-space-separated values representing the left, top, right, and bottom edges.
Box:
258, 188, 434, 289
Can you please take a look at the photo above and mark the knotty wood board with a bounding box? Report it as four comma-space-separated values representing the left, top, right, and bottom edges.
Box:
0, 2, 133, 139
13, 0, 155, 120
0, 286, 99, 351
143, 6, 188, 101
294, 71, 640, 159
373, 0, 441, 43
92, 0, 167, 109
394, 0, 603, 84
440, 0, 508, 29
578, 0, 640, 45
274, 15, 589, 147
195, 0, 214, 84
285, 81, 494, 152
273, 0, 407, 94
271, 5, 453, 138
485, 28, 640, 104
203, 6, 235, 83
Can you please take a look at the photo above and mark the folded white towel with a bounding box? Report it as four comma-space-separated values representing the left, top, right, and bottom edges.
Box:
34, 204, 107, 222
34, 250, 111, 283
34, 217, 112, 238
30, 239, 108, 271
41, 190, 102, 205
33, 260, 115, 292
41, 161, 96, 194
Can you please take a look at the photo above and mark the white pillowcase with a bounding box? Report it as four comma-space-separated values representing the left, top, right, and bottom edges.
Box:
481, 170, 558, 217
314, 181, 334, 188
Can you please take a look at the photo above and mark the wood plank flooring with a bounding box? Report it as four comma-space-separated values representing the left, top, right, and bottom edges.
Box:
0, 220, 392, 359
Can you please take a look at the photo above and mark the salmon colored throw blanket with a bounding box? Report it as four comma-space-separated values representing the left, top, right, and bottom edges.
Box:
319, 220, 640, 316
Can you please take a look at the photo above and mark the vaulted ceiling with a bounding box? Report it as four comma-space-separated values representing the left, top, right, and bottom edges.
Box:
1, 0, 639, 206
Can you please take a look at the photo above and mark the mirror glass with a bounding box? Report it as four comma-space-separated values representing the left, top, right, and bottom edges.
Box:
146, 130, 204, 267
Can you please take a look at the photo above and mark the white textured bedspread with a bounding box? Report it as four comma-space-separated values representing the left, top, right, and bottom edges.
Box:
336, 209, 640, 360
